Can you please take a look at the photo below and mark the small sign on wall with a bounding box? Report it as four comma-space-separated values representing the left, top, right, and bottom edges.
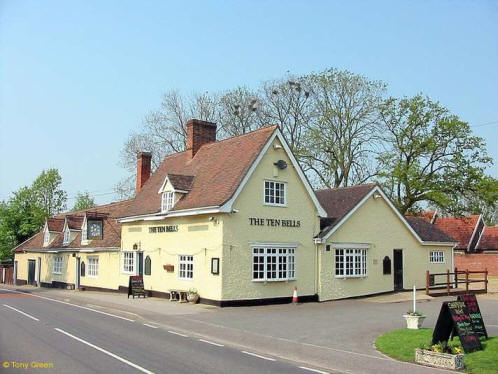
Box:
211, 258, 220, 275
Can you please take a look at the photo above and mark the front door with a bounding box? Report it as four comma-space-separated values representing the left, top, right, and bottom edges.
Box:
138, 252, 144, 276
28, 260, 36, 285
393, 249, 403, 291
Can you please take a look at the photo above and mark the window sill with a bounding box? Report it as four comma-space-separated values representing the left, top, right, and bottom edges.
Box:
252, 279, 296, 283
122, 271, 135, 275
52, 272, 62, 275
178, 278, 193, 281
87, 275, 98, 279
263, 203, 287, 208
335, 275, 368, 279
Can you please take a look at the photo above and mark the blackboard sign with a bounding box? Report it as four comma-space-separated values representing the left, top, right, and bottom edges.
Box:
128, 275, 146, 299
458, 294, 488, 339
432, 301, 482, 353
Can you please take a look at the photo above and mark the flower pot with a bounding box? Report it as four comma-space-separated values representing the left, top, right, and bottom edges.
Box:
415, 349, 464, 370
187, 293, 199, 304
403, 314, 426, 329
163, 264, 174, 272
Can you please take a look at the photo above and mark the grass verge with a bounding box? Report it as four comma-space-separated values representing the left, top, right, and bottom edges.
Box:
375, 328, 498, 374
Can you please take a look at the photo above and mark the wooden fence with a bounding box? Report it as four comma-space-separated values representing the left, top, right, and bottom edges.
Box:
425, 268, 488, 296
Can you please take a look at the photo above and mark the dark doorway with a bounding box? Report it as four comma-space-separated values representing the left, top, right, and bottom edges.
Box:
393, 249, 403, 291
138, 252, 144, 276
28, 260, 36, 285
75, 257, 80, 289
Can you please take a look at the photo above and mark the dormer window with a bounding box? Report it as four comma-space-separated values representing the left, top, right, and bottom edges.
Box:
87, 220, 103, 240
43, 230, 50, 246
161, 191, 175, 212
82, 222, 87, 241
63, 228, 71, 245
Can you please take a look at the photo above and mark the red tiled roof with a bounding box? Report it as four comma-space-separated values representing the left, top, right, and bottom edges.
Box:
407, 210, 437, 223
13, 199, 133, 253
167, 174, 194, 191
405, 216, 454, 243
433, 215, 480, 250
47, 218, 64, 232
315, 184, 377, 237
477, 226, 498, 251
121, 125, 278, 218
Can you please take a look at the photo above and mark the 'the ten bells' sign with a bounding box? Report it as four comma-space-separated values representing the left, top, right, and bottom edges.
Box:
249, 217, 301, 228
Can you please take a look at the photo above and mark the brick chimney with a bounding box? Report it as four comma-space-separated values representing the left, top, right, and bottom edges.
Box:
136, 152, 152, 194
186, 119, 217, 158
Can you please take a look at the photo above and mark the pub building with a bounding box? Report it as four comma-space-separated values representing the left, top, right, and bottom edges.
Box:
13, 120, 456, 306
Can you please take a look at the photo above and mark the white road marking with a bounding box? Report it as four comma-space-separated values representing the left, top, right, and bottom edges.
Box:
168, 330, 188, 337
54, 328, 154, 374
0, 288, 134, 322
241, 350, 276, 361
198, 338, 224, 347
3, 304, 40, 321
144, 323, 158, 329
299, 366, 329, 374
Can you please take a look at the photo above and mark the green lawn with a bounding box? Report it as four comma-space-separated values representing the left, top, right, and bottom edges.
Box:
375, 329, 498, 374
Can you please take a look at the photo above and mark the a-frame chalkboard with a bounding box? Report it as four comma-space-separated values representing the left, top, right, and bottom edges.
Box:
458, 294, 488, 339
128, 275, 146, 299
432, 301, 482, 353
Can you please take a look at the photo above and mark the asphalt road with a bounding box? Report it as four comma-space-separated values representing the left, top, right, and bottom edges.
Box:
0, 289, 334, 374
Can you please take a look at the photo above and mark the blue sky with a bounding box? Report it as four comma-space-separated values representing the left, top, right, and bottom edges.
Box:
1, 1, 497, 206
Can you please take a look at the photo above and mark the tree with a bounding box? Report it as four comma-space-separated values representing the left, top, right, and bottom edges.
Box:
300, 69, 386, 188
32, 169, 67, 216
377, 95, 494, 214
72, 191, 96, 211
0, 187, 45, 260
259, 76, 314, 155
116, 90, 219, 198
0, 169, 67, 260
217, 87, 262, 137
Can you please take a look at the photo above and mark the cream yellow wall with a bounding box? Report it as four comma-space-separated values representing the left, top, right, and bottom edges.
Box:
14, 251, 76, 286
222, 137, 321, 301
79, 252, 121, 289
121, 215, 223, 300
319, 195, 453, 301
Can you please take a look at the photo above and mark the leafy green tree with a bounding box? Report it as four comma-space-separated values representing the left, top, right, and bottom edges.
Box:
32, 169, 67, 216
377, 94, 494, 214
0, 169, 67, 260
72, 191, 96, 211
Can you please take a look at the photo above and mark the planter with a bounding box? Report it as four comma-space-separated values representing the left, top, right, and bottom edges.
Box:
163, 264, 174, 272
403, 314, 426, 329
187, 293, 199, 304
415, 349, 464, 370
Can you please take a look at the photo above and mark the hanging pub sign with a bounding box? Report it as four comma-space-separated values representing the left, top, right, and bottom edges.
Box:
248, 217, 301, 228
457, 294, 488, 339
432, 301, 482, 353
128, 275, 146, 299
148, 225, 178, 233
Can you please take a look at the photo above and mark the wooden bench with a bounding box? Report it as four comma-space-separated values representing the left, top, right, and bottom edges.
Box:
168, 289, 188, 302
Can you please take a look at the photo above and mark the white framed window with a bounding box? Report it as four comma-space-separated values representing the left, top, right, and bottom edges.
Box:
335, 248, 367, 277
122, 252, 135, 274
252, 246, 296, 281
63, 228, 71, 245
161, 191, 175, 212
53, 257, 63, 274
87, 257, 99, 277
430, 251, 445, 263
264, 180, 286, 206
43, 231, 50, 246
179, 255, 193, 280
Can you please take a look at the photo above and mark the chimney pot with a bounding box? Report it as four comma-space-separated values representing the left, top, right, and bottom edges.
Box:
136, 152, 152, 194
186, 119, 217, 158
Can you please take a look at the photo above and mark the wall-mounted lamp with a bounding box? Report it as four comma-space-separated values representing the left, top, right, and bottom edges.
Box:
209, 216, 219, 224
373, 192, 382, 199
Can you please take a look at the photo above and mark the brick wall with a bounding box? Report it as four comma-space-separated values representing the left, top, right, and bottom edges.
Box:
454, 252, 498, 275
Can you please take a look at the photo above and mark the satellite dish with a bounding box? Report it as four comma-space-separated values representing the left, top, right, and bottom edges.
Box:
274, 160, 287, 169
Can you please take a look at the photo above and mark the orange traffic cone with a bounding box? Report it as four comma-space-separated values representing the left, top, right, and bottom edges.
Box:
292, 286, 298, 304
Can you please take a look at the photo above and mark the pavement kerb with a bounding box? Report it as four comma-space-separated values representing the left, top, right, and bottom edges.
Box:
0, 286, 458, 374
